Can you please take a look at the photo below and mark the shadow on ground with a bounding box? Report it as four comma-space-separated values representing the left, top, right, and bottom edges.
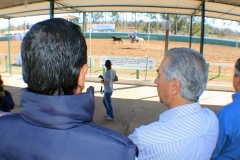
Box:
7, 84, 225, 136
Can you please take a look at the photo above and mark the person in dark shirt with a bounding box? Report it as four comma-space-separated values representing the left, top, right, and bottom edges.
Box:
0, 76, 14, 112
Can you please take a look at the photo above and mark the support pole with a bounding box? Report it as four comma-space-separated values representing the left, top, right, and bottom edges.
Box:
8, 19, 12, 76
189, 16, 193, 49
90, 12, 92, 75
135, 12, 137, 31
90, 12, 92, 54
5, 56, 8, 72
218, 61, 222, 77
103, 68, 106, 76
90, 58, 92, 76
50, 0, 54, 19
200, 1, 205, 55
145, 57, 148, 81
164, 14, 170, 57
82, 12, 86, 36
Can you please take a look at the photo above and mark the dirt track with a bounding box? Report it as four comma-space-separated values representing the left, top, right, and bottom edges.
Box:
0, 38, 239, 83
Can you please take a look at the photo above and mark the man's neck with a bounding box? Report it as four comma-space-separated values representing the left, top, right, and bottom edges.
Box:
168, 95, 195, 109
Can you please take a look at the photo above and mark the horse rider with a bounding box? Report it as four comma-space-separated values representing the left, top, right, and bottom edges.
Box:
131, 31, 137, 42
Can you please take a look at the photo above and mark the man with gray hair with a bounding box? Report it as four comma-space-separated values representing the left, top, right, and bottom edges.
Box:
211, 58, 240, 160
129, 47, 219, 160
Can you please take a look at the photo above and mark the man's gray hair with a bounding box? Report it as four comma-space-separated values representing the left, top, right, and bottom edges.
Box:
164, 47, 208, 101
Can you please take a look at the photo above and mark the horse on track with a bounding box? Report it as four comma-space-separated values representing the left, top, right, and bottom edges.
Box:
111, 36, 123, 43
129, 34, 144, 48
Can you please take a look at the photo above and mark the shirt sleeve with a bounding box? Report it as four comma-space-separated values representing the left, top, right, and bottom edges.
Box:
128, 130, 141, 150
104, 71, 110, 81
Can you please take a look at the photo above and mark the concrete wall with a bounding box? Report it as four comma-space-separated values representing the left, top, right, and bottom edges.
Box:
0, 36, 12, 41
1, 32, 239, 47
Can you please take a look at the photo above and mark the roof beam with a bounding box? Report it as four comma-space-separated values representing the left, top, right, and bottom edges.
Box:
191, 3, 202, 16
0, 0, 46, 10
207, 0, 240, 6
55, 2, 82, 13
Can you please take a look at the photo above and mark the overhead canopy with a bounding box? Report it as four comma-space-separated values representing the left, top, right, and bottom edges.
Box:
0, 0, 240, 22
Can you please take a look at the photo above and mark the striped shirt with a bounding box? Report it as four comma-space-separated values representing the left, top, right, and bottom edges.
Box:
129, 102, 219, 160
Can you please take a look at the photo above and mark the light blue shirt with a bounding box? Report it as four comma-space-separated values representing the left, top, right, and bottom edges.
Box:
211, 92, 240, 160
133, 32, 137, 37
129, 102, 219, 160
104, 69, 116, 93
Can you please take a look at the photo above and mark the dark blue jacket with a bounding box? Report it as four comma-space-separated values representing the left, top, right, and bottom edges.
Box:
0, 90, 14, 112
0, 87, 136, 160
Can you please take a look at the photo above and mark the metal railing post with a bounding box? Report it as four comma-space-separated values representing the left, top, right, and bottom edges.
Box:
5, 56, 8, 72
136, 70, 139, 79
103, 68, 106, 76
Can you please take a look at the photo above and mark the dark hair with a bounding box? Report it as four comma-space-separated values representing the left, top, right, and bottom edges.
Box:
235, 58, 240, 74
105, 60, 112, 69
21, 18, 87, 95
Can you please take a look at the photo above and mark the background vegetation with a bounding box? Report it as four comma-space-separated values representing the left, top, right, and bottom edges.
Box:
1, 12, 239, 41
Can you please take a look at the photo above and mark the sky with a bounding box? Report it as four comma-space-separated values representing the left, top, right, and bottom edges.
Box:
0, 14, 65, 29
0, 13, 239, 31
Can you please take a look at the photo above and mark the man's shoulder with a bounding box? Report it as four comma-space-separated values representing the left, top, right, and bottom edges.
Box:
201, 107, 218, 118
0, 114, 22, 127
4, 90, 11, 95
0, 113, 21, 121
84, 122, 135, 145
112, 69, 117, 75
217, 101, 240, 119
133, 121, 160, 135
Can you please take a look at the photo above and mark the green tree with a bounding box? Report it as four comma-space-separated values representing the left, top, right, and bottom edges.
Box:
109, 12, 121, 31
92, 12, 104, 23
191, 16, 201, 36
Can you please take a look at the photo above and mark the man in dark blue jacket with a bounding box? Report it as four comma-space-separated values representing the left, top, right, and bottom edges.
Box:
0, 18, 137, 160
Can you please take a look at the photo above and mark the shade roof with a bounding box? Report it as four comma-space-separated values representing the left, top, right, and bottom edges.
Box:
0, 0, 240, 22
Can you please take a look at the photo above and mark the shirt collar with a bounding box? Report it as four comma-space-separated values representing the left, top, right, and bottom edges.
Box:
232, 91, 240, 102
159, 102, 201, 122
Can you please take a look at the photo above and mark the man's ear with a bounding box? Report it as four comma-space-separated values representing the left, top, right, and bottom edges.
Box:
236, 76, 240, 89
77, 64, 88, 89
171, 78, 181, 96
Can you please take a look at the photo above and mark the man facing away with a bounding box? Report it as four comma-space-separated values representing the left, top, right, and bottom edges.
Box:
211, 58, 240, 160
0, 18, 136, 160
129, 47, 219, 160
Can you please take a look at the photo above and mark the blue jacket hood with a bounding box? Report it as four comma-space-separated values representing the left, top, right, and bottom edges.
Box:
20, 86, 95, 129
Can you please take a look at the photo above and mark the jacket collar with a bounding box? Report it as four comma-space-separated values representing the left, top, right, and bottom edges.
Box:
20, 86, 95, 129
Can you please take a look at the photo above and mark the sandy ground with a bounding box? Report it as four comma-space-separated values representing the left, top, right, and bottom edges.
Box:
0, 38, 239, 85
